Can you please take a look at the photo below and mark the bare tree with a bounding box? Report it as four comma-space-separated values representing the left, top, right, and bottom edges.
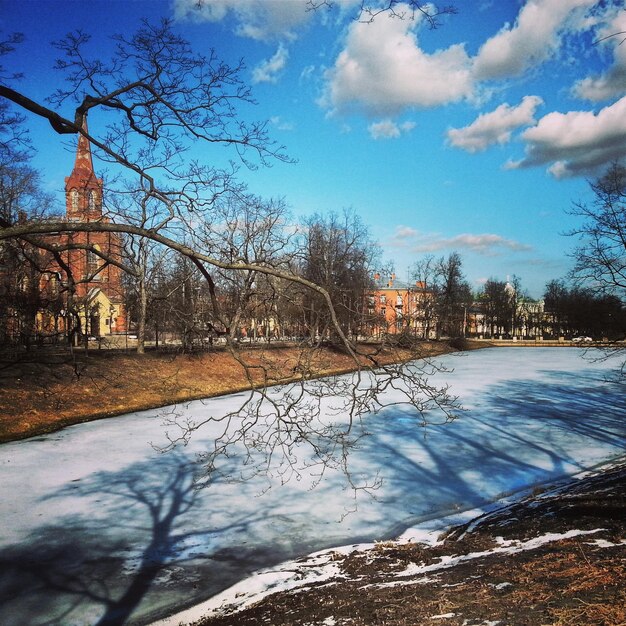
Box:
566, 163, 626, 371
544, 279, 625, 341
300, 209, 379, 343
433, 252, 472, 339
479, 279, 510, 339
411, 255, 438, 339
568, 163, 626, 299
0, 159, 63, 347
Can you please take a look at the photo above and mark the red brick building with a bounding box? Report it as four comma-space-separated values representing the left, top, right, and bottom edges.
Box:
7, 126, 129, 343
366, 273, 436, 338
58, 125, 127, 337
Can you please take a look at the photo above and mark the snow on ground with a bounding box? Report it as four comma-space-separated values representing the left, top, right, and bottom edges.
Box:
148, 506, 496, 625
1, 348, 625, 626
150, 516, 610, 625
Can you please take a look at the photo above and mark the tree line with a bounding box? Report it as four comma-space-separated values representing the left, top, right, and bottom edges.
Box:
3, 163, 624, 350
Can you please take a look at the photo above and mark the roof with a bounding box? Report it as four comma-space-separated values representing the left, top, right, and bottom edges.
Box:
371, 274, 428, 291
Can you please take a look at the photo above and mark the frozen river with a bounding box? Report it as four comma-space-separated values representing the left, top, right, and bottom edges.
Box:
1, 347, 625, 625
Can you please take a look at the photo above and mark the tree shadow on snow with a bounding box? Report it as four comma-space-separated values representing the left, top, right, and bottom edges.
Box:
0, 451, 298, 626
2, 364, 624, 625
356, 365, 626, 536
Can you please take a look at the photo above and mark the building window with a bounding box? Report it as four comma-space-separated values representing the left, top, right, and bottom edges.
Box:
49, 274, 59, 298
380, 295, 386, 304
88, 190, 96, 210
87, 244, 101, 279
71, 190, 78, 211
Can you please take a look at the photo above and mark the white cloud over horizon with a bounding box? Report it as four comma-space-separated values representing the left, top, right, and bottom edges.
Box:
389, 227, 532, 256
447, 95, 544, 152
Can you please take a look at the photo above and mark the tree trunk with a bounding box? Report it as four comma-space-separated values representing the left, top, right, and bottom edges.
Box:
137, 270, 147, 354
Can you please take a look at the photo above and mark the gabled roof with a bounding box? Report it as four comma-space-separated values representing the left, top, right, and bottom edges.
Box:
371, 274, 428, 292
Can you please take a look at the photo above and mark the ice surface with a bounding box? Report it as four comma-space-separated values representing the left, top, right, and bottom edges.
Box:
1, 347, 625, 626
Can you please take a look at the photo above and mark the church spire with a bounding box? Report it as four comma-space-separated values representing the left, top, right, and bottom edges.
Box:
65, 115, 103, 219
69, 116, 96, 183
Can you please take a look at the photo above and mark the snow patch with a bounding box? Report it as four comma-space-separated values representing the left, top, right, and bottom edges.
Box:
396, 529, 604, 580
493, 582, 512, 590
151, 550, 345, 625
152, 529, 606, 625
588, 538, 626, 548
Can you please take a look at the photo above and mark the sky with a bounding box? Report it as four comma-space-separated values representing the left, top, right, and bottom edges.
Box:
1, 0, 625, 298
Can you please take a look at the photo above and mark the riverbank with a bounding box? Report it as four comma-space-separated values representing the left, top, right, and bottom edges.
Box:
0, 339, 480, 443
178, 459, 626, 626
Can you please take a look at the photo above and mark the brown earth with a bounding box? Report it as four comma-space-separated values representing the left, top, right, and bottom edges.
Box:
196, 461, 626, 626
0, 340, 463, 443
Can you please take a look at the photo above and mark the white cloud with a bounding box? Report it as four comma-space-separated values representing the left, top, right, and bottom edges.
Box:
390, 228, 531, 255
392, 225, 419, 240
572, 8, 626, 102
320, 1, 595, 118
252, 44, 289, 84
321, 5, 473, 116
574, 66, 626, 103
174, 0, 311, 41
368, 119, 416, 140
508, 95, 626, 178
473, 0, 596, 80
447, 95, 543, 152
300, 65, 316, 82
421, 233, 532, 255
270, 116, 295, 131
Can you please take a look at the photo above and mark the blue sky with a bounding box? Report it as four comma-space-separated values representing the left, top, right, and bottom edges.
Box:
2, 0, 625, 298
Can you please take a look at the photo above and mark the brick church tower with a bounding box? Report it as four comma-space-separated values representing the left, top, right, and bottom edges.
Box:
62, 121, 126, 337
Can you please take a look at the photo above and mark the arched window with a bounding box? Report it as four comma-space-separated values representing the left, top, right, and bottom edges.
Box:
87, 244, 102, 280
88, 190, 96, 210
71, 190, 78, 211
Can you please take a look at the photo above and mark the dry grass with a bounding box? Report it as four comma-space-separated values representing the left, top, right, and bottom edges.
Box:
0, 341, 455, 443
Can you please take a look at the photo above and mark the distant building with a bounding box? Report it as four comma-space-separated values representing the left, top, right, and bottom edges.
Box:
366, 273, 436, 338
468, 282, 545, 339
